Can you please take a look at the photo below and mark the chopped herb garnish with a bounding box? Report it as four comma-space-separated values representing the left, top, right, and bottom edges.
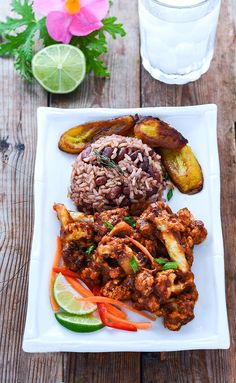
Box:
104, 221, 114, 230
167, 189, 173, 201
161, 262, 178, 270
154, 257, 167, 265
86, 243, 97, 255
94, 150, 124, 175
130, 256, 138, 273
124, 216, 136, 228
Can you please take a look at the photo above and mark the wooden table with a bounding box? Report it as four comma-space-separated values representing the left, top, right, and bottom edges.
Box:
0, 1, 236, 382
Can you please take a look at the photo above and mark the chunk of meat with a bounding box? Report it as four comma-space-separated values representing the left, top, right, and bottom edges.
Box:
137, 202, 190, 272
154, 270, 177, 300
135, 271, 154, 296
53, 203, 94, 245
96, 236, 136, 276
177, 208, 207, 244
176, 208, 207, 266
62, 241, 85, 271
101, 276, 133, 300
79, 260, 101, 284
94, 208, 129, 240
136, 218, 156, 239
154, 270, 196, 301
132, 293, 161, 313
161, 298, 196, 331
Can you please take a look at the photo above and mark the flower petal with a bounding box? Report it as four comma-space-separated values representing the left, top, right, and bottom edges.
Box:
46, 12, 73, 44
80, 0, 109, 20
33, 0, 65, 15
69, 12, 103, 36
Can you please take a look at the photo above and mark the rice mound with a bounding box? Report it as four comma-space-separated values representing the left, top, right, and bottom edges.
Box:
69, 134, 164, 213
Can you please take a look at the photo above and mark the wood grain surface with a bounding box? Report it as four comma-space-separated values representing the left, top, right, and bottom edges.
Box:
0, 0, 235, 382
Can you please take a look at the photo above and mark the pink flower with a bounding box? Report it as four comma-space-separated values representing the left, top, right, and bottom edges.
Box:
34, 0, 109, 44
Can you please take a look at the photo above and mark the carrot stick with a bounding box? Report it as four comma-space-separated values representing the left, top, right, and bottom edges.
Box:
49, 236, 62, 311
127, 236, 155, 265
77, 296, 156, 321
64, 277, 127, 319
106, 305, 127, 319
64, 276, 93, 298
54, 236, 62, 266
106, 313, 152, 330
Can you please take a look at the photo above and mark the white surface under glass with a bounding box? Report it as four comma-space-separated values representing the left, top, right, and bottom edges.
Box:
23, 105, 229, 352
138, 0, 221, 84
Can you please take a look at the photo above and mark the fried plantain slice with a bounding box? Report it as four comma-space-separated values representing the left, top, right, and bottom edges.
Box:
160, 145, 203, 194
134, 117, 188, 149
58, 115, 136, 154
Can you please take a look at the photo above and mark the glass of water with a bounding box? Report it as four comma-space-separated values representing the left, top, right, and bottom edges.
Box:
138, 0, 221, 84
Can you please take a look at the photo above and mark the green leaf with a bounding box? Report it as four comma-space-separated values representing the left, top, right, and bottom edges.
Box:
14, 47, 32, 81
104, 221, 114, 230
0, 0, 35, 34
0, 39, 17, 56
161, 262, 178, 270
130, 256, 138, 273
71, 36, 109, 77
102, 17, 126, 39
167, 189, 173, 201
0, 17, 26, 34
154, 257, 167, 265
124, 216, 136, 228
0, 1, 37, 80
11, 0, 35, 19
0, 30, 29, 56
22, 23, 38, 57
86, 244, 97, 256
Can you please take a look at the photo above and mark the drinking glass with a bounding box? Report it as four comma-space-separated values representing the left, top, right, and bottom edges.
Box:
138, 0, 221, 84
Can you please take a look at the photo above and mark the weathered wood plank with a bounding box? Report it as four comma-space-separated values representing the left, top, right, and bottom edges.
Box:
64, 353, 141, 383
0, 46, 63, 383
141, 1, 236, 382
50, 1, 141, 382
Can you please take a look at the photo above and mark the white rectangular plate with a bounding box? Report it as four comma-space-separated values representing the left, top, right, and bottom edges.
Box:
23, 105, 230, 352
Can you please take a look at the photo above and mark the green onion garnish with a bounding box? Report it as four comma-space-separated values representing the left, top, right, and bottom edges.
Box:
161, 262, 178, 270
167, 189, 173, 201
86, 243, 97, 255
124, 216, 136, 228
104, 221, 114, 230
154, 257, 167, 265
163, 170, 170, 180
130, 256, 138, 273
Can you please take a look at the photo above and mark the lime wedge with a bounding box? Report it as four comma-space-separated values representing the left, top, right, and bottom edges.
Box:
32, 44, 86, 94
55, 312, 103, 333
53, 273, 96, 315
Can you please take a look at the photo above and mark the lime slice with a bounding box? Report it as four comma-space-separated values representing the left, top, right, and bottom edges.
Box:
55, 312, 103, 333
32, 44, 86, 94
53, 273, 96, 315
